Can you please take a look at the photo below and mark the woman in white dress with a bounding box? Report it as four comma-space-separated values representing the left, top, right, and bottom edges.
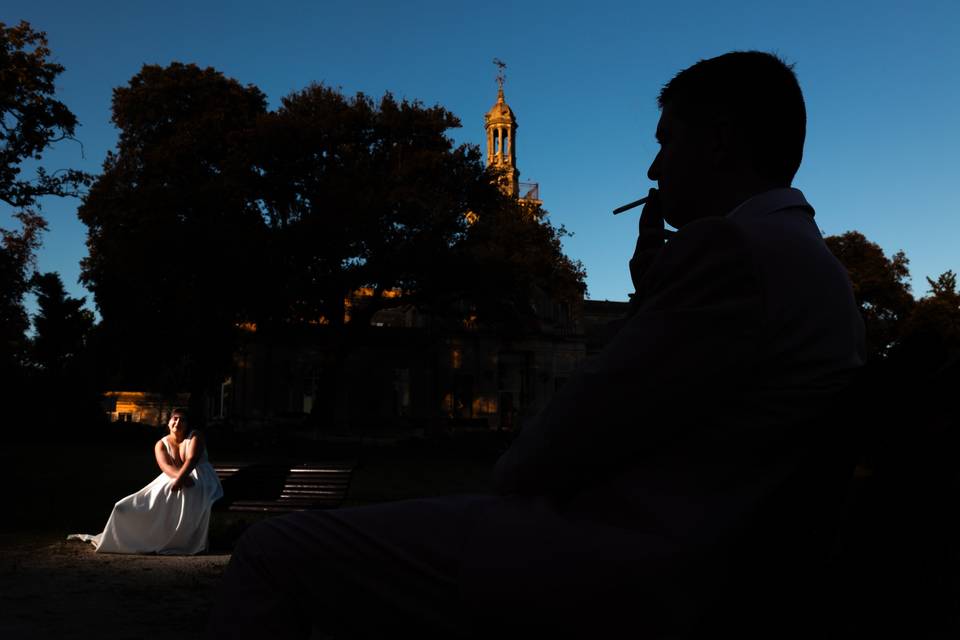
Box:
69, 408, 223, 554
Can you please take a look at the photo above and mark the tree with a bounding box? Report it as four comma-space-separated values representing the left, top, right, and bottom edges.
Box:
1, 21, 88, 209
78, 63, 268, 404
80, 73, 588, 428
252, 85, 586, 427
254, 84, 585, 331
893, 270, 960, 371
824, 231, 914, 360
28, 271, 99, 433
254, 85, 489, 328
1, 21, 88, 418
30, 271, 94, 375
0, 211, 43, 372
446, 196, 586, 331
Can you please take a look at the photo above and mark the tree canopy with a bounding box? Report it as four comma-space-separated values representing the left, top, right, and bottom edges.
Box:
824, 231, 914, 360
79, 66, 587, 406
895, 270, 960, 370
1, 21, 88, 414
450, 197, 586, 331
253, 84, 585, 331
30, 271, 94, 376
826, 230, 959, 383
0, 20, 88, 210
253, 85, 490, 328
78, 63, 268, 395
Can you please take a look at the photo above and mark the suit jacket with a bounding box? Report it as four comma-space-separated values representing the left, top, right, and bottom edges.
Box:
494, 189, 864, 538
461, 189, 865, 633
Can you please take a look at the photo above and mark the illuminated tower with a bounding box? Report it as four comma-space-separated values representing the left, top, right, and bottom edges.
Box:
484, 62, 520, 198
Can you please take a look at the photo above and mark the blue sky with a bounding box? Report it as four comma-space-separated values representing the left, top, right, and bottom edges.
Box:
3, 0, 959, 311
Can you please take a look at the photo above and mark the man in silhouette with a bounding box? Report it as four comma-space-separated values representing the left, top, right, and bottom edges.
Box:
209, 51, 865, 638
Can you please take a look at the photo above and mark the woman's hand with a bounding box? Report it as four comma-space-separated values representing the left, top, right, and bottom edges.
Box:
170, 475, 195, 492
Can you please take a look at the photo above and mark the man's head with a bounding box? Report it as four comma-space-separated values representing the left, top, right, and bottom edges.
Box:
647, 51, 806, 228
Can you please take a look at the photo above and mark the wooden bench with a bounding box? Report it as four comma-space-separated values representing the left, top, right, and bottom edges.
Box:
212, 461, 356, 513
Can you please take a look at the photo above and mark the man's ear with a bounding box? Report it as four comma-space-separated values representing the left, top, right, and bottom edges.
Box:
710, 117, 747, 170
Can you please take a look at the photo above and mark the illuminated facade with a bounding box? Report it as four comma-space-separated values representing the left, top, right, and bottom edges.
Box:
102, 391, 190, 426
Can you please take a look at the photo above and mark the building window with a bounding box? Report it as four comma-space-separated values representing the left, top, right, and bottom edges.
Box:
219, 377, 234, 418
472, 395, 498, 416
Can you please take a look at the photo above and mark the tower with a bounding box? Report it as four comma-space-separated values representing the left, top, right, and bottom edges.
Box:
484, 62, 520, 198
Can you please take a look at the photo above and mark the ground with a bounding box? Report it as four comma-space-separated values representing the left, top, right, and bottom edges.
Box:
0, 534, 229, 639
0, 427, 501, 639
4, 426, 956, 638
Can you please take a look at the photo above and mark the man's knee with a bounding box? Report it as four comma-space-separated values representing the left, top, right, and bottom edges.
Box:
233, 518, 270, 556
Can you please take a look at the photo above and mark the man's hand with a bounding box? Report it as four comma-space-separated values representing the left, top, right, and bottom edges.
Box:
636, 188, 665, 251
629, 188, 666, 297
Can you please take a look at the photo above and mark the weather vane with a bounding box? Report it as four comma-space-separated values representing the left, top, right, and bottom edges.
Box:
493, 58, 507, 90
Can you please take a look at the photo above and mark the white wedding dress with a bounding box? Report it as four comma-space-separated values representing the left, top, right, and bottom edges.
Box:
68, 432, 223, 554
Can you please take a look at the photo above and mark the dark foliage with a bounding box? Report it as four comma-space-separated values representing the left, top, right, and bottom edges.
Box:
825, 235, 960, 637
30, 271, 94, 374
26, 271, 101, 435
1, 20, 89, 419
0, 211, 43, 379
78, 68, 587, 424
894, 270, 960, 369
0, 21, 89, 209
446, 196, 586, 332
78, 63, 268, 402
824, 230, 914, 360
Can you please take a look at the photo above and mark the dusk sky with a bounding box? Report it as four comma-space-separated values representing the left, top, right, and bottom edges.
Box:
3, 1, 958, 312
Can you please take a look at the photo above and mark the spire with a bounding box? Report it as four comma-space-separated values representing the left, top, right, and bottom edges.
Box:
485, 58, 519, 197
494, 57, 507, 93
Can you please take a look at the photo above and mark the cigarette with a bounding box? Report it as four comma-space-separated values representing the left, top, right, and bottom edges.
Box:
612, 196, 649, 215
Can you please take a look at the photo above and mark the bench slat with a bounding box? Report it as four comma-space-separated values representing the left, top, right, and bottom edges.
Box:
212, 461, 356, 513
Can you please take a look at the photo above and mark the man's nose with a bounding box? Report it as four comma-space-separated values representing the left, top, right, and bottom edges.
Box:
647, 150, 660, 181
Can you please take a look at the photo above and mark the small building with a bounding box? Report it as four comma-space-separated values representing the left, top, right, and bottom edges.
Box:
102, 390, 190, 426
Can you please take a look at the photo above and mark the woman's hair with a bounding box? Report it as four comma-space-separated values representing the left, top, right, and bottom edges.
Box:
171, 407, 188, 421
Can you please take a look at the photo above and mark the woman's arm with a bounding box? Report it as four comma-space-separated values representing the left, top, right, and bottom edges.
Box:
170, 432, 206, 491
154, 440, 181, 479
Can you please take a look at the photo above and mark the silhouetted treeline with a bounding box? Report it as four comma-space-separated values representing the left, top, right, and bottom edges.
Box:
0, 21, 93, 434
2, 26, 586, 431
824, 231, 959, 637
74, 63, 585, 415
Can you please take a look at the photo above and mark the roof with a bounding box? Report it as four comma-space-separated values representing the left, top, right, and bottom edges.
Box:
484, 87, 516, 124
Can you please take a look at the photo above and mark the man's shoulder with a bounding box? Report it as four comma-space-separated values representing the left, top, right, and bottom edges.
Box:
657, 216, 751, 273
635, 216, 759, 307
724, 188, 823, 253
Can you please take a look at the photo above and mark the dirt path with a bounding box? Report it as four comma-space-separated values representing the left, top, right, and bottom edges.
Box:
0, 534, 230, 640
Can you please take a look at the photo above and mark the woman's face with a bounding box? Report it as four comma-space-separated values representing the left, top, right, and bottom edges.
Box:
168, 413, 188, 440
